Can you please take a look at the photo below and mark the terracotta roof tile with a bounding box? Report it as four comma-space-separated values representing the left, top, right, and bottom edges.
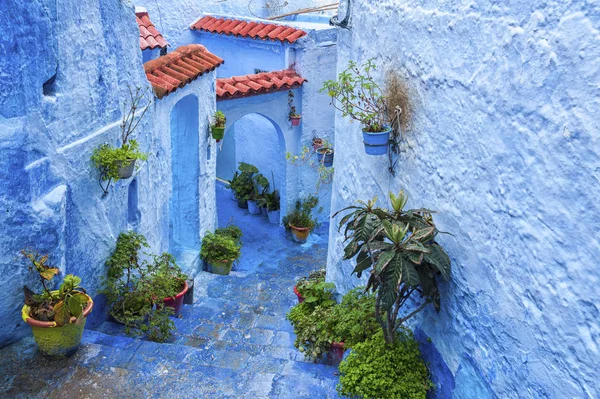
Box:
217, 70, 307, 100
191, 16, 307, 44
136, 11, 168, 50
144, 44, 224, 99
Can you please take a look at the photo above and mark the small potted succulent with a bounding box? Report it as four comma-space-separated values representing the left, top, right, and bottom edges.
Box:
288, 91, 302, 126
211, 110, 226, 141
91, 87, 150, 195
283, 195, 320, 243
21, 250, 93, 359
321, 59, 391, 156
201, 232, 241, 276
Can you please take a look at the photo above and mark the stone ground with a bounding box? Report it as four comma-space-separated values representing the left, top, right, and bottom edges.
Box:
0, 183, 341, 398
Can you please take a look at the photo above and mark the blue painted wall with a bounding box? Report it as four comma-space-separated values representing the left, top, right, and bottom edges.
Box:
326, 1, 600, 398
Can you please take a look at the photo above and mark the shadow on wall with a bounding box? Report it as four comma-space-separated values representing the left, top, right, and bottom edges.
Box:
216, 113, 287, 212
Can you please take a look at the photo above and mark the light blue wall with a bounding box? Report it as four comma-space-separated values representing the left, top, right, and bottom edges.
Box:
326, 1, 600, 398
193, 34, 288, 78
0, 0, 218, 346
170, 94, 200, 251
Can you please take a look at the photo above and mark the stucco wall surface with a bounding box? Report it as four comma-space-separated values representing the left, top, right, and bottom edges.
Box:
326, 1, 600, 398
0, 0, 217, 346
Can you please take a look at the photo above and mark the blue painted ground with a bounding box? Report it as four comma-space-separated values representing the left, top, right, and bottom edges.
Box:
0, 183, 340, 398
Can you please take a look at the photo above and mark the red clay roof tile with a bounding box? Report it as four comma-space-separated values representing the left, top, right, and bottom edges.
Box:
144, 44, 224, 99
217, 70, 307, 100
136, 11, 168, 50
191, 16, 307, 44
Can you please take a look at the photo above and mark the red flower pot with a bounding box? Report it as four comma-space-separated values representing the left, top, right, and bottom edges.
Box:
293, 286, 304, 303
329, 342, 345, 363
163, 280, 188, 316
291, 116, 301, 126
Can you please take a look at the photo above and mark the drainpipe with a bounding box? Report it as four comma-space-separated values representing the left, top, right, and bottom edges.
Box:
330, 0, 352, 29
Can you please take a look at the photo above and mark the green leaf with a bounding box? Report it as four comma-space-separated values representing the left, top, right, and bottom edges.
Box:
353, 250, 372, 277
53, 301, 70, 326
374, 250, 395, 273
410, 227, 435, 242
67, 296, 83, 317
423, 244, 451, 281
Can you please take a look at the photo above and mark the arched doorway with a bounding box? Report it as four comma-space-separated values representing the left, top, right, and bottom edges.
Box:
170, 94, 200, 252
216, 113, 287, 220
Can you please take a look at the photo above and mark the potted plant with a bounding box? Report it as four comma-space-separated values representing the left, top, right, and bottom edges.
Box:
293, 269, 331, 304
215, 223, 243, 245
338, 330, 432, 398
148, 253, 188, 316
211, 110, 226, 141
321, 59, 391, 155
101, 231, 176, 342
288, 91, 302, 126
91, 87, 150, 195
21, 250, 93, 359
227, 172, 240, 201
283, 195, 320, 243
312, 137, 324, 151
231, 162, 258, 209
334, 190, 451, 345
201, 232, 241, 276
248, 173, 269, 215
263, 190, 281, 224
316, 147, 334, 167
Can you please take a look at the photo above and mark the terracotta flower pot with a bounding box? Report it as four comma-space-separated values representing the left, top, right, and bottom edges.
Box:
290, 116, 302, 126
312, 138, 324, 151
163, 280, 189, 316
289, 224, 310, 243
293, 286, 304, 303
22, 293, 94, 359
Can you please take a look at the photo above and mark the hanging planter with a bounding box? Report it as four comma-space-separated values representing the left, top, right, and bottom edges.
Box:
363, 126, 391, 156
116, 159, 136, 179
290, 115, 302, 126
312, 138, 324, 151
211, 111, 226, 142
288, 91, 302, 127
316, 147, 334, 167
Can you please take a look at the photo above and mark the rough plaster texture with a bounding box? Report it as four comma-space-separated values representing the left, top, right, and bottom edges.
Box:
326, 1, 600, 398
0, 0, 217, 346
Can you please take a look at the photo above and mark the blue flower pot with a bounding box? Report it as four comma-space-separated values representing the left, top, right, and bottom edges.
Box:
247, 200, 261, 215
362, 126, 391, 155
316, 148, 334, 167
268, 210, 280, 224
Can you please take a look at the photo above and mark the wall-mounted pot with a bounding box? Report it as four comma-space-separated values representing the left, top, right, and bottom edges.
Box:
362, 126, 391, 155
316, 148, 334, 167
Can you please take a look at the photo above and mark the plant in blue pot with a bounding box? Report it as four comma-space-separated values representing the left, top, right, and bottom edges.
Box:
321, 59, 391, 155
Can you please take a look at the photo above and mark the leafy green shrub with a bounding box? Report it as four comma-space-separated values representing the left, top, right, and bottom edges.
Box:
215, 223, 243, 245
201, 233, 241, 263
283, 195, 320, 230
337, 329, 432, 399
211, 110, 226, 129
101, 231, 183, 342
295, 269, 335, 309
231, 162, 257, 201
287, 302, 336, 361
329, 288, 380, 349
148, 252, 188, 299
91, 139, 148, 182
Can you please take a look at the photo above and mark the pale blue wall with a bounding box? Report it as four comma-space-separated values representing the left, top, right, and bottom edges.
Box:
170, 94, 200, 251
326, 0, 600, 398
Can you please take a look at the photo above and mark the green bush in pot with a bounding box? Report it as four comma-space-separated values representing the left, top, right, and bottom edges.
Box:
283, 195, 321, 243
201, 233, 241, 276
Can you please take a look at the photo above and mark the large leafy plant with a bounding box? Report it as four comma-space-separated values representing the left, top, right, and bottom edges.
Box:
231, 162, 258, 202
294, 269, 335, 309
337, 329, 432, 399
21, 250, 89, 325
335, 190, 451, 344
320, 58, 388, 133
329, 287, 380, 349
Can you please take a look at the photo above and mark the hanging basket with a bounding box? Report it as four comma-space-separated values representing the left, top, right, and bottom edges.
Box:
211, 126, 225, 141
